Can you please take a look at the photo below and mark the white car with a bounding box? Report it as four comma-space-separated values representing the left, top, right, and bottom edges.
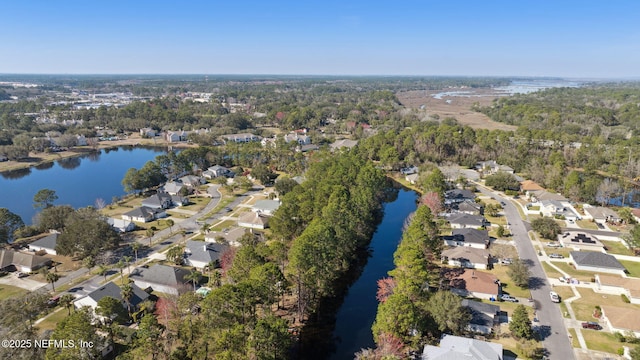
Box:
547, 242, 562, 248
550, 291, 560, 303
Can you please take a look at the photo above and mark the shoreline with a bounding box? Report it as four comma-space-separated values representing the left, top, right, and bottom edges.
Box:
0, 136, 196, 174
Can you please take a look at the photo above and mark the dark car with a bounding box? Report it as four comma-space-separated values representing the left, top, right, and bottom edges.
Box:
582, 321, 602, 330
47, 296, 59, 307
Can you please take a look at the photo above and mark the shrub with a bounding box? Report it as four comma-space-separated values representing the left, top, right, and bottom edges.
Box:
615, 332, 626, 343
622, 294, 631, 303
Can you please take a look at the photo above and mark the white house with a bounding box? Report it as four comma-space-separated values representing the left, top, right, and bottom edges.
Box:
203, 165, 231, 179
122, 207, 165, 223
222, 133, 261, 143
238, 212, 269, 230
129, 264, 192, 296
283, 133, 311, 145
140, 128, 156, 137
570, 251, 626, 276
441, 247, 490, 270
422, 334, 503, 360
28, 232, 59, 255
107, 218, 136, 233
0, 249, 51, 273
447, 213, 489, 229
73, 282, 149, 317
252, 200, 281, 216
601, 306, 640, 338
184, 240, 228, 270
444, 228, 490, 249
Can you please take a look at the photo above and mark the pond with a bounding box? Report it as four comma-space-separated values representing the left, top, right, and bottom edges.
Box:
0, 146, 169, 224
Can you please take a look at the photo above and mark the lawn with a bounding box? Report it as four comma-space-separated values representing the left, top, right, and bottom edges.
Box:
198, 195, 235, 221
489, 243, 519, 260
570, 288, 640, 322
0, 284, 28, 300
486, 214, 507, 226
208, 220, 236, 232
601, 240, 634, 256
541, 262, 564, 279
576, 220, 599, 230
37, 308, 69, 332
551, 263, 596, 282
619, 259, 640, 278
567, 328, 579, 348
489, 265, 531, 299
182, 196, 210, 211
582, 330, 631, 355
551, 285, 575, 301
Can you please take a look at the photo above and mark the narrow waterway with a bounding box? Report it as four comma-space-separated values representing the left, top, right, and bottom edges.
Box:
330, 188, 418, 359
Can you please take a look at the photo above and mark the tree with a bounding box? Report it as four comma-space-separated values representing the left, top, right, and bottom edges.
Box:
422, 168, 447, 197
132, 314, 164, 360
509, 305, 534, 339
596, 178, 621, 206
97, 264, 109, 282
146, 228, 155, 246
96, 296, 128, 324
629, 345, 640, 360
46, 271, 60, 292
624, 225, 640, 253
274, 178, 298, 196
427, 290, 471, 335
166, 246, 184, 265
33, 188, 58, 210
485, 172, 521, 192
116, 260, 126, 281
56, 134, 78, 148
531, 217, 561, 240
421, 192, 443, 216
249, 315, 292, 360
46, 307, 101, 360
123, 255, 133, 274
376, 277, 397, 303
485, 203, 500, 217
131, 242, 142, 262
36, 205, 74, 232
496, 224, 506, 238
618, 207, 636, 225
121, 282, 134, 316
165, 219, 174, 232
0, 208, 24, 243
508, 259, 530, 288
185, 270, 202, 291
55, 208, 120, 258
59, 294, 75, 316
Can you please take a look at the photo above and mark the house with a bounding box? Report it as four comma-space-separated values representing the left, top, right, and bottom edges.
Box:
122, 207, 165, 223
559, 232, 605, 251
461, 299, 501, 335
449, 200, 484, 216
261, 137, 277, 148
238, 212, 269, 230
595, 274, 640, 304
444, 189, 476, 204
28, 232, 59, 255
163, 181, 184, 195
222, 133, 261, 143
0, 249, 52, 273
76, 135, 87, 146
520, 180, 544, 195
252, 200, 281, 216
329, 139, 358, 150
0, 154, 8, 162
422, 334, 503, 360
405, 173, 420, 184
283, 133, 311, 145
179, 175, 205, 188
444, 228, 490, 249
107, 218, 136, 232
140, 128, 156, 137
447, 213, 489, 229
528, 189, 568, 203
184, 240, 228, 270
74, 281, 149, 314
569, 251, 626, 276
165, 130, 187, 143
296, 144, 320, 153
205, 227, 248, 247
441, 247, 491, 269
400, 165, 418, 175
142, 193, 173, 209
601, 306, 640, 337
476, 160, 514, 176
448, 269, 500, 299
129, 264, 192, 296
583, 206, 621, 224
203, 165, 231, 179
538, 200, 581, 221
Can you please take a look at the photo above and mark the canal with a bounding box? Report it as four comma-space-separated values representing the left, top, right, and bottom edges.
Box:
330, 188, 418, 359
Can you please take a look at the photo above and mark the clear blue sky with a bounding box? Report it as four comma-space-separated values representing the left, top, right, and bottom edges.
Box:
1, 0, 639, 77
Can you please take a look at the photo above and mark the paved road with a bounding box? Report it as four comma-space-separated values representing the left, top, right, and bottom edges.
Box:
477, 186, 575, 360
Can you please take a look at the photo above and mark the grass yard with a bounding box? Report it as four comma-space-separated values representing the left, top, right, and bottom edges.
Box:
489, 243, 519, 260
543, 247, 572, 258
37, 308, 69, 332
576, 220, 599, 230
486, 214, 507, 226
551, 263, 596, 282
567, 328, 579, 348
198, 195, 235, 221
0, 284, 28, 300
489, 265, 531, 299
181, 196, 210, 212
582, 330, 631, 355
551, 285, 575, 301
570, 288, 640, 322
208, 220, 236, 232
541, 262, 564, 279
619, 260, 640, 278
601, 240, 634, 256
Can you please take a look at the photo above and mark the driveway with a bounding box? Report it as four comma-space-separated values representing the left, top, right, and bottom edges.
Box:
0, 273, 47, 291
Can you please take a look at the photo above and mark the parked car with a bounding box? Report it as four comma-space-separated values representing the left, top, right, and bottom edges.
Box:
224, 207, 232, 212
550, 291, 560, 303
558, 276, 570, 283
549, 253, 564, 259
501, 258, 513, 265
547, 242, 562, 248
47, 297, 59, 307
581, 321, 602, 330
16, 271, 27, 278
500, 294, 518, 302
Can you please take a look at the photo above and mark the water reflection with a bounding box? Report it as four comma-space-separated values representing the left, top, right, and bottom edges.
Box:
0, 167, 31, 180
57, 157, 82, 170
35, 162, 55, 170
87, 151, 101, 162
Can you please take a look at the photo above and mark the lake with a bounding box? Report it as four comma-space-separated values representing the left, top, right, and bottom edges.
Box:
0, 146, 169, 224
330, 188, 417, 359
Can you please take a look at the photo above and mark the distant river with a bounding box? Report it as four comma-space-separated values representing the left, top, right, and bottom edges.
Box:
0, 146, 169, 224
330, 188, 418, 359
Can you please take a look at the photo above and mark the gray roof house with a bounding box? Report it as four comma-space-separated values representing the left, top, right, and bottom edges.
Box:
129, 264, 192, 296
163, 181, 184, 195
462, 299, 501, 335
444, 189, 476, 204
329, 139, 358, 150
570, 251, 626, 276
179, 175, 205, 188
450, 200, 484, 216
422, 334, 503, 360
122, 206, 165, 223
74, 281, 149, 313
252, 199, 281, 215
584, 206, 621, 224
142, 193, 173, 209
441, 246, 491, 270
238, 212, 270, 230
444, 228, 490, 249
184, 240, 228, 270
447, 213, 489, 229
0, 249, 52, 273
107, 218, 136, 233
203, 165, 230, 179
28, 232, 59, 255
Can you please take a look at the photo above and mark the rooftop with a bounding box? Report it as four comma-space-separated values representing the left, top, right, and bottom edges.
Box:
570, 251, 626, 270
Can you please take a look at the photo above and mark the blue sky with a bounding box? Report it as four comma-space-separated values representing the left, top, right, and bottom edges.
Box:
1, 0, 639, 77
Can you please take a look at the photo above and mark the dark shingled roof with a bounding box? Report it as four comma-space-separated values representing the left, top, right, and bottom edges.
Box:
129, 264, 191, 287
86, 282, 149, 306
570, 251, 626, 270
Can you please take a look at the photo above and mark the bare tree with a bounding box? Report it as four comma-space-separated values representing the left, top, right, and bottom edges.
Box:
596, 178, 621, 206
